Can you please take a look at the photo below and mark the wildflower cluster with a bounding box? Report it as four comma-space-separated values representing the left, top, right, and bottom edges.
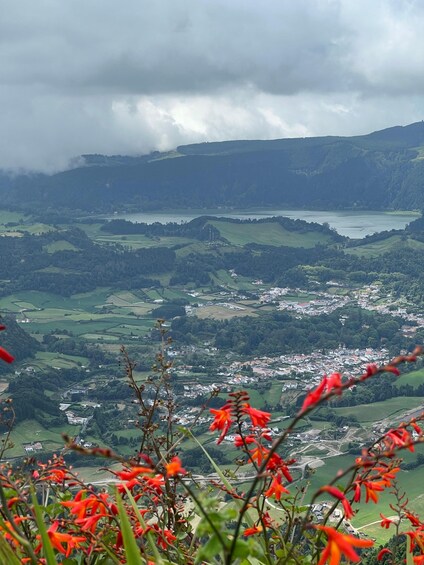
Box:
0, 322, 423, 564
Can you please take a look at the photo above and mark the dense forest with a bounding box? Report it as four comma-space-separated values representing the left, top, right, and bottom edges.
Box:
0, 316, 39, 375
171, 307, 418, 356
0, 228, 171, 297
2, 122, 424, 212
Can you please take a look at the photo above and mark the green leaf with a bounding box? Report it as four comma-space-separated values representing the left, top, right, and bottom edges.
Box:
115, 491, 143, 565
406, 534, 413, 565
122, 486, 163, 564
232, 539, 251, 559
194, 535, 223, 564
0, 534, 21, 564
31, 488, 57, 565
188, 431, 234, 492
188, 430, 254, 528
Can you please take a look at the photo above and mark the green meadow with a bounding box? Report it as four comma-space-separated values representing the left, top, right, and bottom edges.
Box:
346, 235, 424, 258
333, 397, 423, 423
8, 419, 76, 458
394, 367, 424, 388
208, 220, 334, 247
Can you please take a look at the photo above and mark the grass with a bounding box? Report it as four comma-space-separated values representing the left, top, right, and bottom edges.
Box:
195, 304, 258, 320
304, 449, 424, 544
0, 288, 157, 342
208, 220, 333, 247
94, 233, 196, 249
332, 397, 424, 423
346, 235, 424, 258
345, 235, 404, 257
394, 368, 424, 388
8, 420, 75, 458
43, 240, 79, 253
33, 351, 89, 369
0, 210, 28, 225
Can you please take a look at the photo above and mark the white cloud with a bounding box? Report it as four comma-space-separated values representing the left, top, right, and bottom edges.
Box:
1, 0, 424, 171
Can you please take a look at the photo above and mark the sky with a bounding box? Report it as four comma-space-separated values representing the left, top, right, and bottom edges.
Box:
2, 0, 424, 172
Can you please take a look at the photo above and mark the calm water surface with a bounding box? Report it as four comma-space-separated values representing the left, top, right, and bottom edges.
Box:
107, 209, 418, 239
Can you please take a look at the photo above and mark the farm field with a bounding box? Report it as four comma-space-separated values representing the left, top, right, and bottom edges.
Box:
394, 367, 424, 388
346, 235, 424, 258
305, 448, 424, 544
7, 420, 75, 458
94, 233, 196, 249
0, 207, 424, 540
208, 219, 334, 247
33, 351, 89, 369
0, 288, 160, 341
333, 397, 424, 423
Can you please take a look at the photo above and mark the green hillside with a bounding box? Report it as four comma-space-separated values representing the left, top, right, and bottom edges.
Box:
2, 122, 424, 212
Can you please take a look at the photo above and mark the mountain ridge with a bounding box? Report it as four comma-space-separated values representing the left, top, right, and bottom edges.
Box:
2, 121, 424, 212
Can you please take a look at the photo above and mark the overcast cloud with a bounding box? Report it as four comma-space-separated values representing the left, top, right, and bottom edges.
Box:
1, 0, 424, 171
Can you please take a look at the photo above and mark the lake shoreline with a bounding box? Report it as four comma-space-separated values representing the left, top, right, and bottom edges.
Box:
99, 208, 420, 239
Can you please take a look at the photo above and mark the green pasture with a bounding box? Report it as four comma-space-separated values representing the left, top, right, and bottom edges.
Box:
333, 397, 423, 423
304, 452, 424, 543
211, 269, 240, 289
8, 419, 75, 458
94, 233, 196, 249
43, 240, 79, 253
395, 368, 424, 388
0, 210, 27, 225
75, 222, 105, 239
195, 304, 257, 320
345, 235, 403, 257
23, 315, 153, 337
106, 291, 141, 305
0, 290, 157, 332
346, 235, 424, 258
81, 333, 119, 342
33, 351, 89, 369
174, 242, 210, 257
208, 220, 333, 248
0, 211, 54, 236
36, 266, 81, 275
0, 290, 107, 312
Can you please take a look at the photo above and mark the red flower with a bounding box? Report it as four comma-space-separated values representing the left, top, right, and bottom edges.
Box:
234, 434, 256, 447
242, 404, 271, 428
352, 481, 361, 503
165, 456, 186, 477
249, 444, 270, 466
326, 372, 342, 393
144, 474, 165, 494
301, 376, 327, 413
411, 421, 423, 435
363, 480, 385, 504
37, 521, 86, 558
155, 527, 177, 549
210, 407, 233, 444
383, 365, 400, 376
385, 427, 414, 452
380, 513, 394, 529
377, 548, 393, 561
405, 512, 421, 527
243, 525, 263, 537
62, 491, 110, 533
0, 346, 14, 364
319, 485, 354, 519
115, 466, 152, 481
316, 525, 373, 564
40, 468, 68, 483
264, 473, 289, 501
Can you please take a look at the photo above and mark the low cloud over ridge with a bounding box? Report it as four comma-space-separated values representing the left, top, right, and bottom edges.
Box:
2, 0, 424, 171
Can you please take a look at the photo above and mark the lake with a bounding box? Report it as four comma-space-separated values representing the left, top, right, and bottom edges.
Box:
106, 209, 419, 239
